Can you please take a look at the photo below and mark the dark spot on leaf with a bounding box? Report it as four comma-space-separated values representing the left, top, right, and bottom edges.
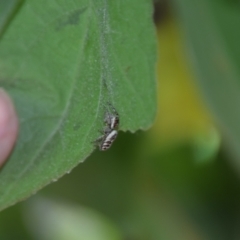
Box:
73, 121, 81, 131
125, 66, 131, 73
103, 77, 108, 89
56, 7, 87, 31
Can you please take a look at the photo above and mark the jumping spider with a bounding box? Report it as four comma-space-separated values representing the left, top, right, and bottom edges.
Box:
96, 104, 120, 151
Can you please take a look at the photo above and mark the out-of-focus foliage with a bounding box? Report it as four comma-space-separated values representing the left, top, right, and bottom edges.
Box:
171, 0, 240, 165
150, 16, 220, 163
1, 1, 240, 240
25, 198, 122, 240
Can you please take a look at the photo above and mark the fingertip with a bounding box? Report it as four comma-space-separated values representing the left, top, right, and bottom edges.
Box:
0, 89, 18, 167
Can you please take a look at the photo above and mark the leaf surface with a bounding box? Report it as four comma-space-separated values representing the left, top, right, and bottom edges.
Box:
0, 0, 156, 210
0, 0, 22, 38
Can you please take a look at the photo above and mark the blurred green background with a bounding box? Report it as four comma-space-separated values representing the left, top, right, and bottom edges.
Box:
2, 1, 240, 240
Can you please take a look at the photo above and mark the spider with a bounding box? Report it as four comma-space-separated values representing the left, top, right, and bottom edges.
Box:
95, 104, 120, 151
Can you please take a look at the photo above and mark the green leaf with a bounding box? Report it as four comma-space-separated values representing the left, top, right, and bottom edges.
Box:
26, 198, 122, 240
0, 0, 23, 38
171, 0, 240, 159
0, 0, 156, 210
